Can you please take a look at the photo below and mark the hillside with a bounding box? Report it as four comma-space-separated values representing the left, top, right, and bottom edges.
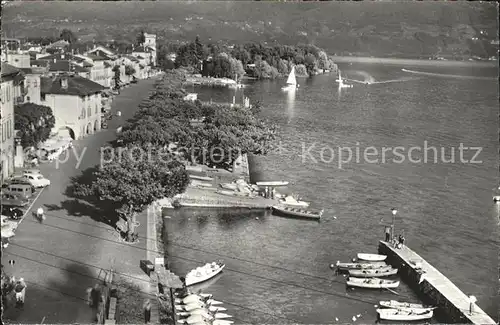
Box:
2, 1, 498, 59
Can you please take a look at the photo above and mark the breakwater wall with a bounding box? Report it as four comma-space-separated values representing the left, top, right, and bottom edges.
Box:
378, 241, 496, 324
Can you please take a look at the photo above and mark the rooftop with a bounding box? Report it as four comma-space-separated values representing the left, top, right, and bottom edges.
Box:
41, 74, 106, 96
1, 62, 21, 78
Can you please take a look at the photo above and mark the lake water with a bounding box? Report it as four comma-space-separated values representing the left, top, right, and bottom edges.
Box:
163, 62, 499, 324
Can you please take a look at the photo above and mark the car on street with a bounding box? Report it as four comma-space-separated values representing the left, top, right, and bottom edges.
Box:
1, 206, 25, 220
23, 174, 51, 188
0, 193, 29, 207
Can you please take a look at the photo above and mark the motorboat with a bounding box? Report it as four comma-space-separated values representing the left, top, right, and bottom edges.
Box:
349, 267, 398, 278
379, 300, 436, 312
279, 195, 310, 207
272, 205, 323, 220
376, 308, 433, 321
178, 314, 234, 325
175, 296, 220, 305
346, 277, 400, 289
335, 261, 388, 271
281, 66, 299, 91
185, 261, 225, 286
357, 253, 387, 262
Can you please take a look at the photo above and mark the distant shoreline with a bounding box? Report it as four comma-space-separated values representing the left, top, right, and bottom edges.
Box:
331, 56, 498, 67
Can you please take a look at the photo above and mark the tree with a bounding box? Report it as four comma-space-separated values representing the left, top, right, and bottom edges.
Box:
59, 29, 78, 44
14, 103, 55, 148
125, 65, 136, 76
229, 58, 245, 80
74, 148, 189, 242
112, 65, 121, 89
317, 51, 329, 71
304, 53, 318, 75
294, 64, 308, 77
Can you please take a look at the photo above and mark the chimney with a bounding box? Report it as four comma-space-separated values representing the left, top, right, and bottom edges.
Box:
60, 76, 68, 89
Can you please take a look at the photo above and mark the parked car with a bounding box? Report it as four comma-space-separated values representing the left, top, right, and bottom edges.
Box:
23, 169, 42, 176
23, 174, 51, 188
7, 177, 33, 186
1, 206, 24, 220
3, 183, 35, 199
1, 193, 29, 207
102, 121, 108, 129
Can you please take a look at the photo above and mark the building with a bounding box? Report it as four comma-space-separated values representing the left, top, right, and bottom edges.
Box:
19, 66, 48, 105
1, 52, 31, 68
1, 63, 23, 183
40, 74, 106, 140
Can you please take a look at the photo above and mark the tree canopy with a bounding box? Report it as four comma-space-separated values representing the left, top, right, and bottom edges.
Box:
14, 103, 55, 148
59, 29, 78, 44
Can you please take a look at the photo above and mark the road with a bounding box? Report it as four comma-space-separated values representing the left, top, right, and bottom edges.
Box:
2, 78, 159, 324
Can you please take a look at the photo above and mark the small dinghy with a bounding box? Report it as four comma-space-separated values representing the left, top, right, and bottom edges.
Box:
347, 277, 400, 289
376, 308, 433, 321
279, 195, 310, 207
357, 253, 387, 262
349, 267, 398, 278
185, 261, 225, 286
188, 309, 232, 319
272, 205, 323, 220
176, 294, 212, 304
336, 261, 388, 271
379, 300, 436, 312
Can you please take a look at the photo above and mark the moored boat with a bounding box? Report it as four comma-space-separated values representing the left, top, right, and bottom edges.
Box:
349, 267, 398, 278
272, 205, 323, 220
175, 296, 219, 305
188, 309, 232, 319
376, 308, 433, 321
255, 181, 289, 187
379, 300, 436, 312
175, 304, 226, 312
357, 253, 387, 261
185, 261, 225, 286
335, 261, 388, 271
346, 277, 400, 289
279, 195, 310, 207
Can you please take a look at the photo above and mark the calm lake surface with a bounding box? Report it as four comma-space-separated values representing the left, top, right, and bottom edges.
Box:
163, 62, 499, 324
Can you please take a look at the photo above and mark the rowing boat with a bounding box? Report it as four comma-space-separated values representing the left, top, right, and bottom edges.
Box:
175, 297, 221, 305
379, 300, 436, 312
272, 205, 323, 220
376, 308, 433, 321
348, 267, 398, 278
256, 181, 289, 187
175, 304, 226, 312
185, 261, 225, 286
346, 277, 400, 289
357, 253, 387, 261
335, 261, 388, 271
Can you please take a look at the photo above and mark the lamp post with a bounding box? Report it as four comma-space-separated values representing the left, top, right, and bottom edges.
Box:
391, 208, 398, 241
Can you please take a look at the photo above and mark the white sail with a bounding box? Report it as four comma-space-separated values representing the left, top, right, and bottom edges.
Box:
286, 67, 297, 85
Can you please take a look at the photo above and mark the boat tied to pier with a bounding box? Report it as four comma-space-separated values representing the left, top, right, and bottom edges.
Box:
376, 308, 433, 321
175, 303, 226, 312
185, 261, 225, 286
256, 181, 289, 187
272, 205, 323, 220
279, 195, 310, 207
346, 277, 400, 289
357, 253, 387, 262
335, 260, 388, 271
348, 267, 398, 278
379, 300, 436, 313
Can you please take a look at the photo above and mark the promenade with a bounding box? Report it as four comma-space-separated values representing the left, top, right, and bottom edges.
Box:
2, 79, 159, 323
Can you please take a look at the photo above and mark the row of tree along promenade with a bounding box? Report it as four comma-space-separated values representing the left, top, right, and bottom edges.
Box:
69, 68, 278, 243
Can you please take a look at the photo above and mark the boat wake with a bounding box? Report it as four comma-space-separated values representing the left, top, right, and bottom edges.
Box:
346, 71, 416, 85
401, 68, 496, 80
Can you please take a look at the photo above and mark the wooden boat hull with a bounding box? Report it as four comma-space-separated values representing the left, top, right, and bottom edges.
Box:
357, 253, 387, 261
256, 181, 289, 187
377, 308, 433, 321
349, 268, 398, 278
379, 300, 435, 312
347, 277, 400, 289
272, 206, 322, 220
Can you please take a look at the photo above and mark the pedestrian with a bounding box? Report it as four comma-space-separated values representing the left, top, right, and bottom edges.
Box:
36, 207, 45, 222
90, 284, 100, 307
385, 227, 391, 242
143, 299, 151, 323
14, 278, 26, 307
401, 234, 406, 247
397, 234, 403, 249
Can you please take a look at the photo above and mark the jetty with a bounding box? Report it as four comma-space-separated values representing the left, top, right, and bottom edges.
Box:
378, 241, 496, 324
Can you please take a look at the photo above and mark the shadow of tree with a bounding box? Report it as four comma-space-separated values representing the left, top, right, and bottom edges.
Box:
61, 166, 122, 229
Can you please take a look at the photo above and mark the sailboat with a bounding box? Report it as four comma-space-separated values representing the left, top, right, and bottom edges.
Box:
336, 71, 353, 88
281, 66, 299, 91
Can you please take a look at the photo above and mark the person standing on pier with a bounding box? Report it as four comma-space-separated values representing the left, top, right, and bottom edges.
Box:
385, 227, 391, 242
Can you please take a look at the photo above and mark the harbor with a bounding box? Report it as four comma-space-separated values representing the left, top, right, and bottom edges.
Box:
378, 240, 497, 324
